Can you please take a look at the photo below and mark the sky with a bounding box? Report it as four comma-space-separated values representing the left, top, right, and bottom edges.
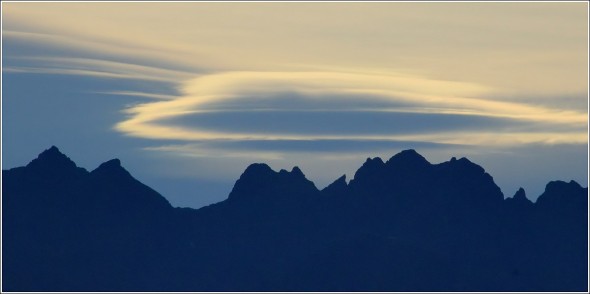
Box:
2, 2, 588, 209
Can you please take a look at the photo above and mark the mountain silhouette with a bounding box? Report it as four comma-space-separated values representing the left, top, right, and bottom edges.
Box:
2, 146, 588, 291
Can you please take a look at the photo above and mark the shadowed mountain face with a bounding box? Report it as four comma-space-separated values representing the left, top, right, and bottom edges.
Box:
2, 146, 588, 291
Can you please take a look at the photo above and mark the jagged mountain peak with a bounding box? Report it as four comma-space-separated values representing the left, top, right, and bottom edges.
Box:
513, 187, 527, 201
228, 163, 318, 202
334, 174, 347, 184
385, 149, 430, 168
536, 180, 587, 208
291, 166, 305, 178
365, 156, 385, 165
100, 158, 122, 168
37, 145, 66, 160
45, 145, 61, 154
350, 150, 435, 178
352, 156, 385, 181
241, 163, 309, 180
3, 146, 588, 291
6, 147, 172, 213
27, 145, 78, 170
243, 163, 274, 176
505, 187, 533, 208
543, 180, 583, 195
23, 146, 88, 181
90, 158, 134, 180
438, 155, 485, 175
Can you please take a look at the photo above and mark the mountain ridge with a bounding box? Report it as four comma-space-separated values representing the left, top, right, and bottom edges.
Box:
9, 146, 580, 204
2, 146, 587, 292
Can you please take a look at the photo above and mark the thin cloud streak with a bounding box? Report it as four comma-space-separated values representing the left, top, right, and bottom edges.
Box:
4, 67, 179, 83
144, 145, 285, 161
21, 56, 195, 80
3, 30, 207, 73
146, 139, 464, 155
4, 56, 194, 83
94, 91, 177, 100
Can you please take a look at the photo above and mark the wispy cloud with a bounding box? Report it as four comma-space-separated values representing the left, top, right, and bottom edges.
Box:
4, 2, 588, 149
144, 144, 285, 161
2, 30, 204, 73
4, 2, 587, 96
145, 139, 463, 155
94, 91, 177, 100
4, 56, 194, 83
3, 2, 587, 206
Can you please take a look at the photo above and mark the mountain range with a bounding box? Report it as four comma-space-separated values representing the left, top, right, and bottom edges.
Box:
2, 146, 588, 291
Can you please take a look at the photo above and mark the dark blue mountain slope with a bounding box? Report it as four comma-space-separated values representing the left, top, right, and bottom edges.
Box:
2, 146, 587, 291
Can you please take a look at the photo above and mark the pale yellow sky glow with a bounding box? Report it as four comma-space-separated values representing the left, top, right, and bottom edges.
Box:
3, 2, 588, 147
3, 1, 589, 207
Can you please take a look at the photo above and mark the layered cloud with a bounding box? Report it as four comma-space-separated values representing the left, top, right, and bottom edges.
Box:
3, 2, 587, 207
4, 5, 588, 145
4, 2, 587, 97
113, 70, 587, 147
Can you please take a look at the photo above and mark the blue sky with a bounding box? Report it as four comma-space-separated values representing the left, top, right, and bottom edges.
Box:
2, 2, 588, 208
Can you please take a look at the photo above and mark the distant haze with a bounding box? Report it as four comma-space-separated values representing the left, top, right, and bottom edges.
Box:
2, 2, 588, 208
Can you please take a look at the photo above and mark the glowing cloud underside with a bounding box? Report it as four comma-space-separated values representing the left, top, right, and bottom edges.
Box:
114, 71, 587, 146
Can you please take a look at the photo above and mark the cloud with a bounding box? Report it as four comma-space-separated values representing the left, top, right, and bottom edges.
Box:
3, 3, 587, 151
4, 2, 587, 97
114, 70, 587, 146
2, 30, 204, 74
93, 91, 177, 100
3, 2, 587, 210
146, 139, 463, 156
4, 2, 587, 149
3, 55, 193, 83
